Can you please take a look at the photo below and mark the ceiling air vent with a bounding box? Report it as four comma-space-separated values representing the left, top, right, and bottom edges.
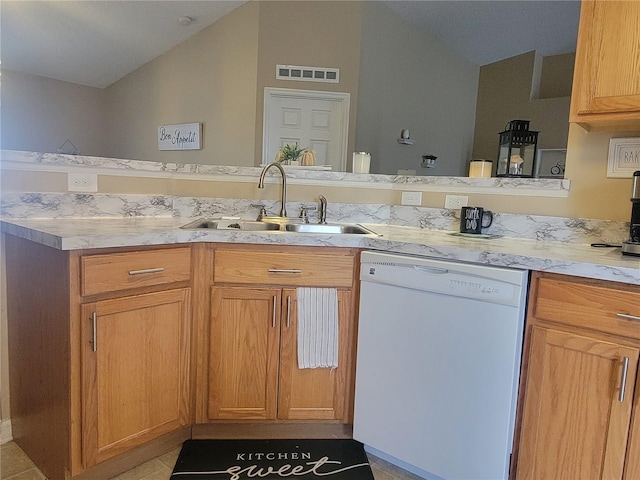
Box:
276, 64, 340, 84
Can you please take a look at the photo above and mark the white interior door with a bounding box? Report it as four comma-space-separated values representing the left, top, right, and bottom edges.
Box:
263, 88, 350, 171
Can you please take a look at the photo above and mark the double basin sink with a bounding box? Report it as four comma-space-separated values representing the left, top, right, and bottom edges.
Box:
180, 218, 378, 235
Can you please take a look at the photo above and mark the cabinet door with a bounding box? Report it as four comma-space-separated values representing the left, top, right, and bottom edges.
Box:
516, 326, 638, 480
81, 289, 191, 467
278, 289, 351, 421
570, 0, 640, 126
208, 287, 281, 420
625, 372, 640, 478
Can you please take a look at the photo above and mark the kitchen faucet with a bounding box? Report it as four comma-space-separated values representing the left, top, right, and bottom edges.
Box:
258, 162, 287, 217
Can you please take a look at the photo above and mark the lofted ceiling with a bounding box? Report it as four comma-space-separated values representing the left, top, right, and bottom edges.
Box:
0, 0, 249, 88
0, 0, 580, 89
385, 1, 581, 66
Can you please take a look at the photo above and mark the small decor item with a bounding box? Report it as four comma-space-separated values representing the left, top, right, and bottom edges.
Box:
608, 137, 640, 178
158, 123, 202, 150
397, 129, 414, 145
468, 159, 492, 177
353, 152, 371, 173
57, 139, 79, 155
496, 120, 538, 177
422, 154, 437, 168
535, 149, 566, 178
275, 143, 316, 166
460, 206, 493, 234
300, 149, 316, 166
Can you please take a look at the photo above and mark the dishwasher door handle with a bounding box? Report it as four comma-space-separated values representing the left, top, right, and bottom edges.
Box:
414, 265, 450, 275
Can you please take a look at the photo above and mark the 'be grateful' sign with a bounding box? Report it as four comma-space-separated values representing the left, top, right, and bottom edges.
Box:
158, 123, 202, 151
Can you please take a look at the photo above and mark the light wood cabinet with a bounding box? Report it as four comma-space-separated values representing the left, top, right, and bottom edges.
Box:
80, 289, 191, 467
278, 288, 352, 421
570, 0, 640, 131
514, 272, 640, 479
77, 248, 192, 469
208, 287, 281, 420
80, 247, 191, 295
5, 238, 359, 478
203, 246, 357, 424
4, 237, 193, 480
517, 326, 637, 479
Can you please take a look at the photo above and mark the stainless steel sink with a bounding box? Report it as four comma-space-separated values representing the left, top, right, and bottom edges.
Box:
179, 219, 280, 231
283, 223, 376, 235
180, 218, 378, 235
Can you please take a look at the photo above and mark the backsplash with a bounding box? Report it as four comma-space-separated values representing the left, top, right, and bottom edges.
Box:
1, 192, 629, 245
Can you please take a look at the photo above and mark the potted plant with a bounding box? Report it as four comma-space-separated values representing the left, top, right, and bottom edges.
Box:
275, 143, 316, 166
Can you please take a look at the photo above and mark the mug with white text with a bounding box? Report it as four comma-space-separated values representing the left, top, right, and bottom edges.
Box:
460, 206, 493, 234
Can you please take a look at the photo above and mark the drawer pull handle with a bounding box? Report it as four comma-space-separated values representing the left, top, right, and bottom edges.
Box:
619, 356, 630, 403
268, 268, 302, 274
129, 267, 165, 276
617, 313, 640, 322
91, 312, 97, 352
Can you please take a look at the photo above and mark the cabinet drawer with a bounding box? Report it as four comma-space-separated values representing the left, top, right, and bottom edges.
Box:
532, 275, 640, 339
81, 247, 191, 296
214, 250, 354, 287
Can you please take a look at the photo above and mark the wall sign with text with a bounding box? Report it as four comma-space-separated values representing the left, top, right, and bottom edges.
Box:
157, 123, 202, 151
608, 137, 640, 178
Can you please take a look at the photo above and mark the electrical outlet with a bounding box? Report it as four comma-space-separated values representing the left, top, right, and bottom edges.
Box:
68, 173, 98, 192
444, 195, 469, 209
401, 191, 422, 206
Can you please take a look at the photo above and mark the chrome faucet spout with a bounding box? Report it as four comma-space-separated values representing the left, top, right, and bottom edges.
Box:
318, 194, 327, 224
258, 162, 287, 217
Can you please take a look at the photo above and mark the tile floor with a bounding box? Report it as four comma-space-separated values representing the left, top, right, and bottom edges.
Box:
1, 440, 424, 480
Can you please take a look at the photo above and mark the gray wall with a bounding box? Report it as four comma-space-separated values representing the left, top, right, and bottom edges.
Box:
1, 69, 107, 156
355, 2, 480, 176
472, 51, 572, 166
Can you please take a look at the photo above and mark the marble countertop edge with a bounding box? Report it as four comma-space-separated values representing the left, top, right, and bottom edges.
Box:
1, 218, 638, 285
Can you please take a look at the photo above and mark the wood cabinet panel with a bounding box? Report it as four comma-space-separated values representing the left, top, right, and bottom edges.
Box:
533, 276, 640, 339
624, 375, 640, 479
81, 288, 191, 466
516, 326, 638, 480
277, 288, 351, 420
81, 247, 191, 296
4, 235, 71, 480
207, 286, 353, 422
207, 287, 281, 420
214, 249, 354, 287
570, 0, 640, 130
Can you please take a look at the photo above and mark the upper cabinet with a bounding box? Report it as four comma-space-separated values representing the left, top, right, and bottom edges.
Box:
570, 0, 640, 131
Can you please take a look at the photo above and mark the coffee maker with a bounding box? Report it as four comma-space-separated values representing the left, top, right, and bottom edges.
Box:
622, 171, 640, 256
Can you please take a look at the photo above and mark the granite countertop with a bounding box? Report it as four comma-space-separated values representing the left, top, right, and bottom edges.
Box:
2, 217, 638, 286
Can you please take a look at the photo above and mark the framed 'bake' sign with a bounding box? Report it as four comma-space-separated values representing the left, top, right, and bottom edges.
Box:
158, 123, 202, 151
608, 137, 640, 178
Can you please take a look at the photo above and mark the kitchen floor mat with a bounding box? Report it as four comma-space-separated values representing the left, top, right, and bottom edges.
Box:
170, 438, 374, 480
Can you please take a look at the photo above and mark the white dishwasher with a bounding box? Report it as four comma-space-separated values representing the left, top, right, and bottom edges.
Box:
353, 251, 528, 480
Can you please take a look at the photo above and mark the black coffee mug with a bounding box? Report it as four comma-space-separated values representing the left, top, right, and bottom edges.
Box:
460, 206, 493, 234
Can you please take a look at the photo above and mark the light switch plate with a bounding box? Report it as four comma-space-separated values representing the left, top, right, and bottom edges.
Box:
401, 191, 422, 206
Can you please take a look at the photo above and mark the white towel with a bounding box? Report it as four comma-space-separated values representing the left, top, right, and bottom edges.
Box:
297, 287, 338, 369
